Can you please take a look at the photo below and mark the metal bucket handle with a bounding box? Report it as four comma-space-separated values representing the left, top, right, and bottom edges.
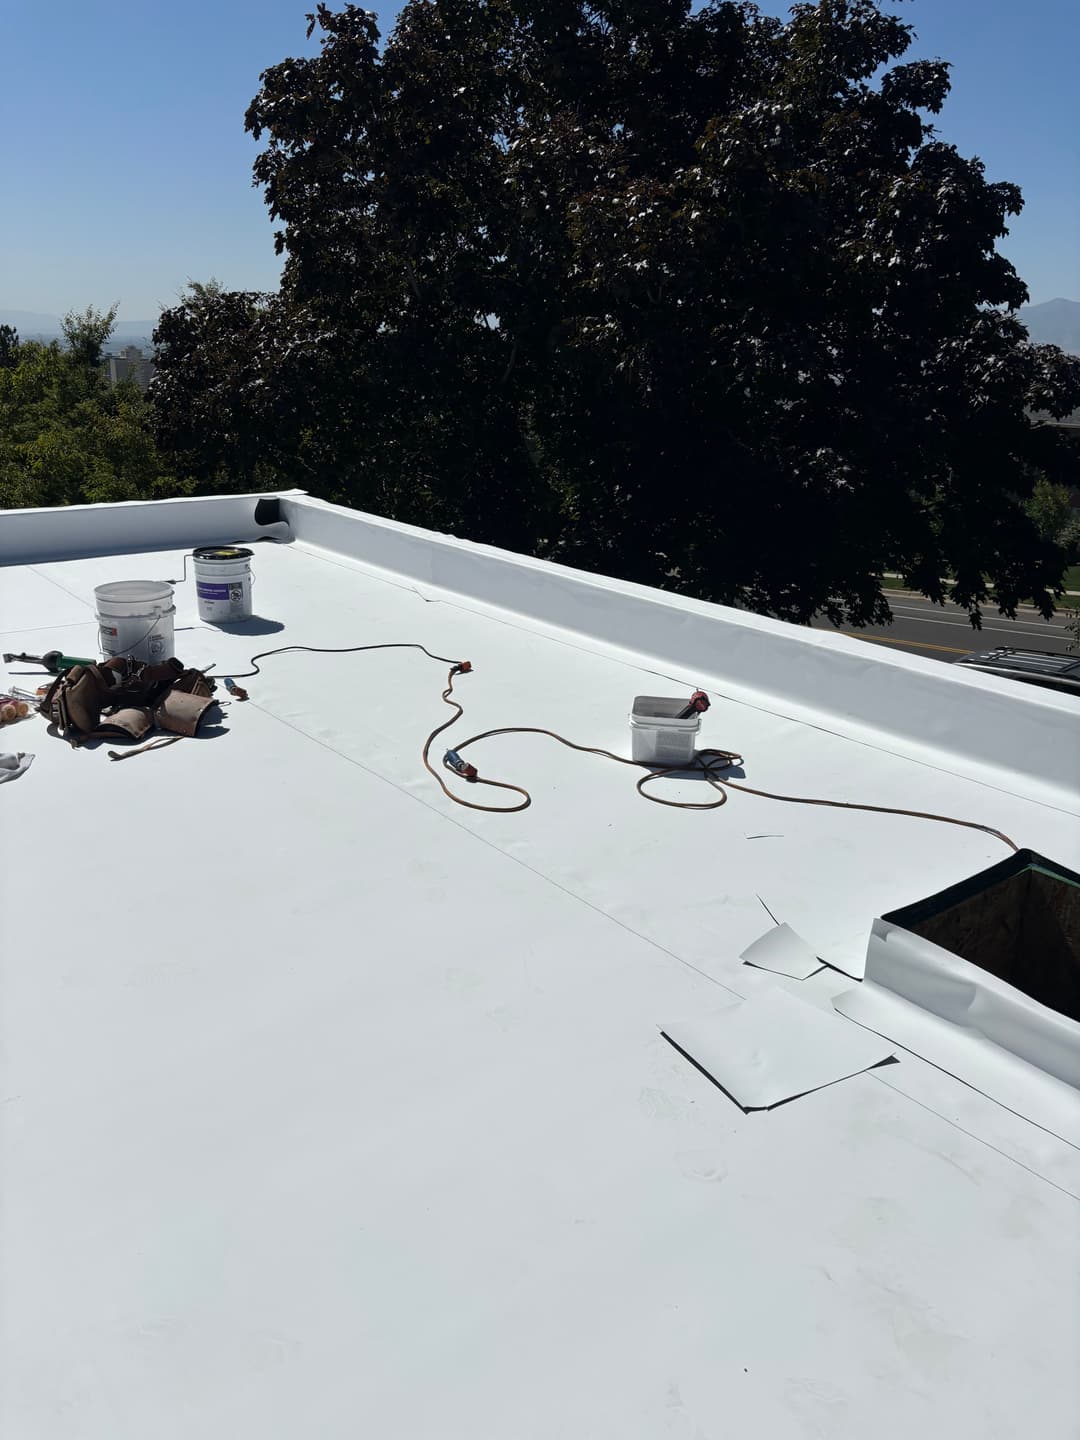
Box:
166, 550, 256, 586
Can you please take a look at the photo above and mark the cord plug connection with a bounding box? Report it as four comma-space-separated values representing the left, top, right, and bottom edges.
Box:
677, 690, 710, 719
444, 749, 478, 780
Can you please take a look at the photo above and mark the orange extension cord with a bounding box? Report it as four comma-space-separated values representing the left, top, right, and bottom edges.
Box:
225, 643, 1018, 852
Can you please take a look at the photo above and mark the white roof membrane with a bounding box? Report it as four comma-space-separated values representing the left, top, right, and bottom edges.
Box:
2, 492, 1078, 1438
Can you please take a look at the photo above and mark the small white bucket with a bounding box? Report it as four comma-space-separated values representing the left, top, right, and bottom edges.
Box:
95, 580, 176, 664
193, 546, 254, 624
629, 695, 701, 768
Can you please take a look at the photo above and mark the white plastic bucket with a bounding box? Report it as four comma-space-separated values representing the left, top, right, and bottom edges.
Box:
629, 695, 701, 767
95, 580, 176, 664
193, 546, 254, 624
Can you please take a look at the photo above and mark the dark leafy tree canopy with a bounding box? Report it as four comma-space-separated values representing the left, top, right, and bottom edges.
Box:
151, 0, 1080, 624
0, 324, 19, 370
152, 284, 285, 493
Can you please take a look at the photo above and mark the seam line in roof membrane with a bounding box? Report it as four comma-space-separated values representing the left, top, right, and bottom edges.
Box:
870, 1071, 1080, 1202
287, 543, 1080, 823
243, 695, 747, 1001
270, 536, 443, 606
0, 619, 98, 640
28, 563, 96, 613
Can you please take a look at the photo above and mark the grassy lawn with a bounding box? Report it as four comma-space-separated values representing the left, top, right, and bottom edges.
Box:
882, 568, 1080, 597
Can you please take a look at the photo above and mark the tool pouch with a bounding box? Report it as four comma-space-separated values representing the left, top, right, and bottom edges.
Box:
154, 689, 215, 737
38, 659, 216, 749
40, 664, 115, 738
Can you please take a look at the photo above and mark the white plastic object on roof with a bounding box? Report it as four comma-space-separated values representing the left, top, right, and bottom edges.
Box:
629, 694, 701, 766
663, 986, 895, 1109
740, 921, 822, 979
94, 579, 175, 663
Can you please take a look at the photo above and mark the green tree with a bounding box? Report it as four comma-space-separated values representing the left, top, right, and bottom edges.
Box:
152, 282, 287, 493
62, 304, 118, 368
153, 0, 1080, 624
180, 275, 229, 305
1026, 475, 1074, 543
0, 307, 185, 507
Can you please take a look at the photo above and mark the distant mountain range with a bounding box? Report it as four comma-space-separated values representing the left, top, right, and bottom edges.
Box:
1018, 298, 1080, 354
0, 308, 156, 346
4, 297, 1078, 354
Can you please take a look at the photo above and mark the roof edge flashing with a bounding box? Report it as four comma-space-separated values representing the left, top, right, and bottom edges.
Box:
865, 916, 1080, 1092
4, 490, 1074, 805
836, 856, 1080, 1141
0, 490, 305, 567
281, 494, 1080, 805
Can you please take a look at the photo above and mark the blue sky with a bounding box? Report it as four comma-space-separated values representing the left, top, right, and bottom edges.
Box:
0, 0, 1076, 321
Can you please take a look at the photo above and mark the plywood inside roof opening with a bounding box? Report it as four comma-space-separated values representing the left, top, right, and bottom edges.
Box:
908, 863, 1080, 1023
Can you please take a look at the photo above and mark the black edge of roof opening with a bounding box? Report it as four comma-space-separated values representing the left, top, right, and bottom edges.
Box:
884, 850, 1080, 927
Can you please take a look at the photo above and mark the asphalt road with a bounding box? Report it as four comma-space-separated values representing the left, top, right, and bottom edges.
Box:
812, 590, 1077, 662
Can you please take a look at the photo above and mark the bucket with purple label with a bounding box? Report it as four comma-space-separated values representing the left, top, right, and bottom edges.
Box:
193, 546, 254, 625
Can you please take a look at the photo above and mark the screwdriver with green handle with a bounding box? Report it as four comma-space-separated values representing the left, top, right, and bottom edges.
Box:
2, 649, 97, 674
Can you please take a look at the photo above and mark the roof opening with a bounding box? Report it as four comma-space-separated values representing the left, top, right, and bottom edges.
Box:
884, 851, 1080, 1023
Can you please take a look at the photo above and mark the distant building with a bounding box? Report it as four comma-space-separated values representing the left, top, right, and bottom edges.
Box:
103, 345, 156, 391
